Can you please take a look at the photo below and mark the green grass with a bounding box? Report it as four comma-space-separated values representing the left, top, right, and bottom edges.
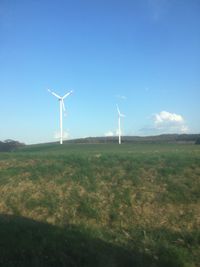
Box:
0, 143, 200, 266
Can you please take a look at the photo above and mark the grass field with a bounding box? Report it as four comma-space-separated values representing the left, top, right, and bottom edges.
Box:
0, 143, 200, 266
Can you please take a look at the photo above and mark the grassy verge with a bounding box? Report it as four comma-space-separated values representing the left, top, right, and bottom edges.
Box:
0, 143, 200, 266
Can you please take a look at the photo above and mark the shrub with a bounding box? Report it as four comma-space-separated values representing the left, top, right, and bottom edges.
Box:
0, 139, 25, 152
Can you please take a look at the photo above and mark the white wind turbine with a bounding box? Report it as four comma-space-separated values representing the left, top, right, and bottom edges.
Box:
48, 89, 73, 144
117, 104, 125, 145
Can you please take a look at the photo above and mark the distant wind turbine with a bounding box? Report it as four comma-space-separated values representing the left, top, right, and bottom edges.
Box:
48, 89, 73, 144
117, 104, 125, 145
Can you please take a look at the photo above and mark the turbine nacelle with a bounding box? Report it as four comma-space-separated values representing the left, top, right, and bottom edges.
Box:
48, 89, 73, 100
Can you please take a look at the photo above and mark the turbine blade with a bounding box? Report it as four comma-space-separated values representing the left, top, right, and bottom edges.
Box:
48, 89, 61, 99
116, 104, 120, 115
63, 90, 73, 99
116, 104, 125, 117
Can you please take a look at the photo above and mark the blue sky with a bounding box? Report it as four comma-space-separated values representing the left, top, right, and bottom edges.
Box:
0, 0, 200, 144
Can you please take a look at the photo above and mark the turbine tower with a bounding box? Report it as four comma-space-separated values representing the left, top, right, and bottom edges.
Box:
48, 89, 73, 144
117, 104, 125, 145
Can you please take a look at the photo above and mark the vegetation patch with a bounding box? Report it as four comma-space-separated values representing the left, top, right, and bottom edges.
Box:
0, 143, 200, 266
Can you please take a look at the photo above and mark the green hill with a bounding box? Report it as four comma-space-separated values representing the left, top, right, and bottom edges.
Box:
67, 134, 200, 144
0, 143, 200, 266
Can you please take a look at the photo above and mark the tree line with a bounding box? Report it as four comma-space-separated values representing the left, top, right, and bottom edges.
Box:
0, 140, 25, 152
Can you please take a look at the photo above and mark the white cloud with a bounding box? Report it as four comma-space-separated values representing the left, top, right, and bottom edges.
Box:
115, 129, 120, 136
179, 125, 189, 133
104, 131, 114, 137
105, 129, 123, 137
153, 111, 189, 133
116, 94, 127, 100
155, 111, 184, 124
54, 131, 70, 139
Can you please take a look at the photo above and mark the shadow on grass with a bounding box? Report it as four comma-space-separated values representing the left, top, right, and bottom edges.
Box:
0, 214, 148, 267
0, 214, 198, 267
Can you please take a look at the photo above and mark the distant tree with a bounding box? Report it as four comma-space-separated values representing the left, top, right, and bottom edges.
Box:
0, 140, 25, 152
195, 138, 200, 145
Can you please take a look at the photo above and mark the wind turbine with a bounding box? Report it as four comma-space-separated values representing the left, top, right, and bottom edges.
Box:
117, 104, 125, 145
48, 89, 73, 144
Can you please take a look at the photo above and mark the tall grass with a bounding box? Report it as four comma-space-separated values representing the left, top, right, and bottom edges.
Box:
0, 143, 200, 266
